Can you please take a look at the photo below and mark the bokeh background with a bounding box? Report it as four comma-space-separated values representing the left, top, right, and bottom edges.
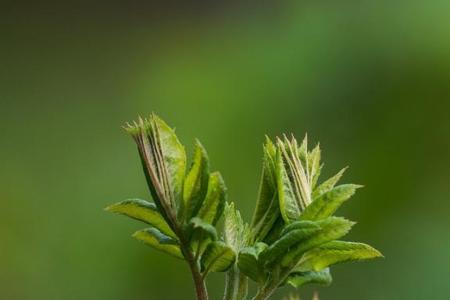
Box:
1, 1, 449, 299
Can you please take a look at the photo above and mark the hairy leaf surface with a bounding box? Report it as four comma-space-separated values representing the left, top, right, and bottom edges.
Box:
308, 144, 322, 189
300, 184, 362, 221
223, 202, 251, 300
224, 202, 250, 251
297, 241, 383, 271
276, 149, 302, 223
312, 167, 347, 199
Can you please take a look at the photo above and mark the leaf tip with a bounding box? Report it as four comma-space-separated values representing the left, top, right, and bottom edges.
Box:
372, 246, 384, 258
104, 203, 118, 213
131, 229, 143, 240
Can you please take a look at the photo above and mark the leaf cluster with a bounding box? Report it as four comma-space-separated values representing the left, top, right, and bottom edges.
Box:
237, 136, 382, 299
106, 115, 382, 300
106, 114, 234, 285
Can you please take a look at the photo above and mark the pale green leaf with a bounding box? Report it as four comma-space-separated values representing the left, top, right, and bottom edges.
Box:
133, 227, 183, 259
308, 144, 321, 189
224, 202, 250, 251
296, 241, 383, 272
182, 140, 210, 221
105, 199, 176, 238
152, 114, 187, 204
281, 217, 355, 267
298, 134, 308, 161
312, 167, 348, 199
300, 184, 362, 221
201, 241, 236, 274
223, 202, 251, 300
276, 135, 316, 223
196, 172, 227, 225
287, 268, 332, 288
276, 149, 302, 223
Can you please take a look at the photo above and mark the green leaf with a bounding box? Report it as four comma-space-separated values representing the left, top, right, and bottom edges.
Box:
298, 134, 308, 161
201, 241, 236, 275
187, 217, 218, 241
133, 227, 183, 259
259, 221, 321, 266
187, 217, 218, 257
276, 148, 302, 223
251, 137, 280, 242
224, 202, 250, 251
196, 172, 227, 225
262, 215, 285, 244
276, 136, 317, 223
152, 114, 187, 204
237, 242, 268, 283
312, 167, 347, 199
296, 241, 383, 272
280, 220, 320, 236
223, 202, 251, 300
308, 144, 322, 189
105, 199, 176, 238
182, 140, 210, 221
286, 268, 332, 288
300, 184, 362, 221
124, 115, 186, 216
281, 217, 355, 267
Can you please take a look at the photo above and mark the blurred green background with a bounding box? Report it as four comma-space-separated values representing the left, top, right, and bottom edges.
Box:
1, 1, 449, 299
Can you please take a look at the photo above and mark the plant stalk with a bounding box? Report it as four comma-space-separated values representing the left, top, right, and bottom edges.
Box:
187, 257, 209, 300
177, 228, 209, 300
223, 265, 248, 300
251, 269, 291, 300
251, 285, 276, 300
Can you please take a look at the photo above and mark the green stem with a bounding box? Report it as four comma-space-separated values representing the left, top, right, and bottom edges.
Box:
251, 284, 276, 300
251, 268, 292, 300
223, 265, 248, 300
175, 226, 209, 300
187, 257, 209, 300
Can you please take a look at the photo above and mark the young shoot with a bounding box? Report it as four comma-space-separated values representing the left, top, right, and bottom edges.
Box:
106, 114, 382, 300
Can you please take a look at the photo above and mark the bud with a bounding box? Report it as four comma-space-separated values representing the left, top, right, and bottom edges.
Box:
275, 134, 321, 222
124, 114, 186, 221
